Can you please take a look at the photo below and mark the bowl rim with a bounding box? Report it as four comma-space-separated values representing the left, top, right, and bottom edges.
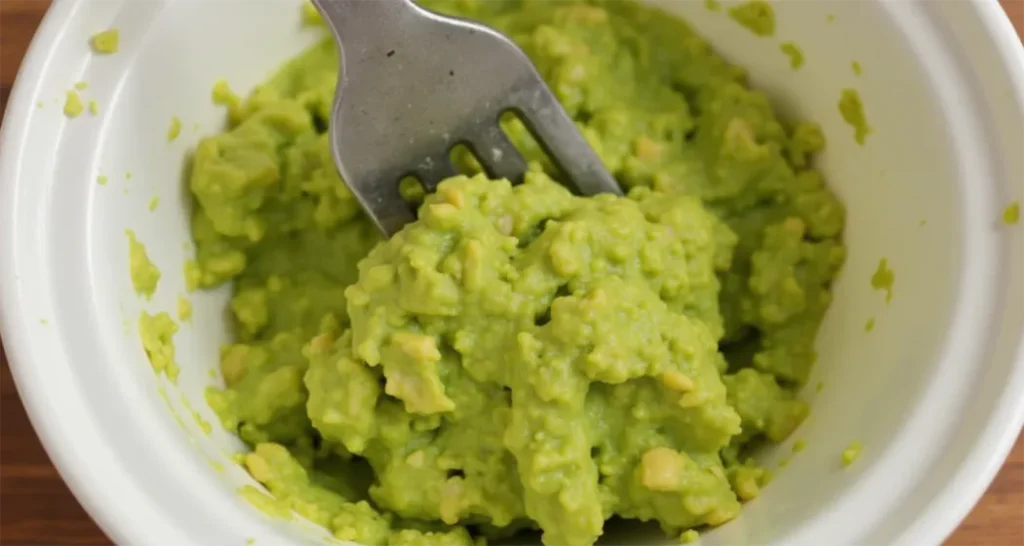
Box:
0, 1, 194, 543
896, 1, 1024, 543
1, 1, 1022, 545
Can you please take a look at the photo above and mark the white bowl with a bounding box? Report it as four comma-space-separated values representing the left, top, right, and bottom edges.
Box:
2, 0, 1022, 544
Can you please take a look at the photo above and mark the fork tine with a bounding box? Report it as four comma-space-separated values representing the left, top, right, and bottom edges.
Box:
469, 125, 529, 184
511, 87, 622, 197
417, 154, 460, 192
356, 176, 416, 237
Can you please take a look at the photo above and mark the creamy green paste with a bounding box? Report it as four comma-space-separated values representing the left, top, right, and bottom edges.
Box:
187, 2, 846, 544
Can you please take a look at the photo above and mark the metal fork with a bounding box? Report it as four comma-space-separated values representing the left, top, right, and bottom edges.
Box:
312, 0, 622, 236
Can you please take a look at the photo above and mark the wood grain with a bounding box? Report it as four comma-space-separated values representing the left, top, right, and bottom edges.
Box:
1, 1, 1022, 545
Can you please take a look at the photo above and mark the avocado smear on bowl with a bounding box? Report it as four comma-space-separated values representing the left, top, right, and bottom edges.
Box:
189, 1, 846, 544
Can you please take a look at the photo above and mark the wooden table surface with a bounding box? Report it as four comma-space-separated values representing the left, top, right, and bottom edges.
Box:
1, 1, 1022, 545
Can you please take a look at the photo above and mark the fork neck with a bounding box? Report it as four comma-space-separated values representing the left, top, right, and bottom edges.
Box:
312, 0, 417, 44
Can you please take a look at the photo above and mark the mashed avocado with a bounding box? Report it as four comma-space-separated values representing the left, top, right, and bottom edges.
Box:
90, 29, 119, 54
871, 258, 894, 303
139, 311, 180, 382
1005, 201, 1020, 225
188, 1, 845, 544
127, 230, 160, 299
728, 0, 775, 37
839, 88, 871, 145
64, 90, 84, 119
780, 42, 805, 70
841, 441, 863, 468
168, 116, 183, 142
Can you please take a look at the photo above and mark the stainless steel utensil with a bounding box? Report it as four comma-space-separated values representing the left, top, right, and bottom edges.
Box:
313, 0, 622, 236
